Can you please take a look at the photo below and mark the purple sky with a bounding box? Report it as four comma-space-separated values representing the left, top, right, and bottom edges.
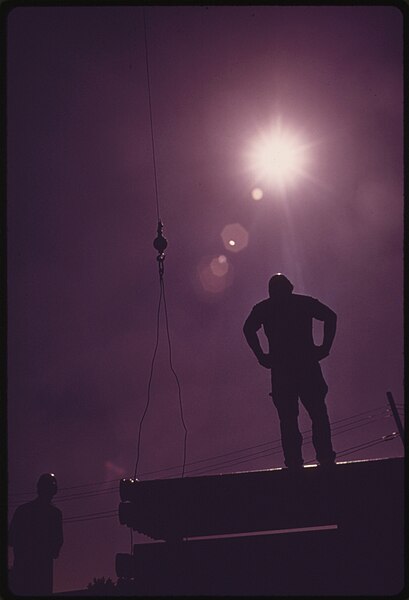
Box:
7, 5, 403, 592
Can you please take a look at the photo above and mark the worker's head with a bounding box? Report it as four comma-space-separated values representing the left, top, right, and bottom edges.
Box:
37, 473, 58, 501
268, 273, 294, 299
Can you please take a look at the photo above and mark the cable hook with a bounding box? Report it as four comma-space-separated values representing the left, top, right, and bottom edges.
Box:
153, 220, 167, 277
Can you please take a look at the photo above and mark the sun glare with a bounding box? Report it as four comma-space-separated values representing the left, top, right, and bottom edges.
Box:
247, 119, 311, 193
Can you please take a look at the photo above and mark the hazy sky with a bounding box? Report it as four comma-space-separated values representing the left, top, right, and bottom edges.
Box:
7, 5, 403, 592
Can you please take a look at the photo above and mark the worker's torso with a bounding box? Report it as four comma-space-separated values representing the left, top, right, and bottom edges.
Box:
255, 294, 317, 363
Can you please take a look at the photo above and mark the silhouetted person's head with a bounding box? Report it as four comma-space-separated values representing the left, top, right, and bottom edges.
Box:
268, 273, 294, 300
37, 473, 58, 502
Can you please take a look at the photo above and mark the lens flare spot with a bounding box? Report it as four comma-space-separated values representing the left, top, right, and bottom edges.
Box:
196, 255, 234, 296
221, 223, 249, 253
210, 255, 229, 277
251, 187, 264, 200
105, 461, 126, 477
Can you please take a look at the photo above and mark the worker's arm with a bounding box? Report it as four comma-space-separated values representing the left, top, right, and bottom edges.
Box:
313, 301, 337, 361
243, 309, 271, 368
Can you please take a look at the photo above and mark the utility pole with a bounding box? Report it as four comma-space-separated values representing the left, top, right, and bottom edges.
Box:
386, 391, 404, 447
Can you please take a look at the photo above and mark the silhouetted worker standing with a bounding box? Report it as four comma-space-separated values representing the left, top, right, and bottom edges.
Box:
9, 473, 63, 595
243, 274, 337, 470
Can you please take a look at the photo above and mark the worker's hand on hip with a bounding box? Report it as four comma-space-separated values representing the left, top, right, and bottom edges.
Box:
315, 345, 329, 361
258, 353, 272, 369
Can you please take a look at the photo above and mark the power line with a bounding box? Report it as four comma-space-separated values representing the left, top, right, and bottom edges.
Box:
135, 405, 389, 478
329, 434, 399, 460
128, 405, 389, 480
7, 487, 119, 509
8, 478, 121, 498
182, 412, 390, 477
64, 512, 118, 525
64, 509, 117, 523
186, 425, 383, 477
48, 487, 118, 503
8, 405, 390, 500
9, 412, 385, 505
11, 411, 385, 509
58, 435, 400, 525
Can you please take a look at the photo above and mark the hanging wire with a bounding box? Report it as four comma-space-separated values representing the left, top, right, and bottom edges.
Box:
162, 275, 188, 478
129, 6, 188, 483
133, 275, 163, 480
131, 255, 187, 481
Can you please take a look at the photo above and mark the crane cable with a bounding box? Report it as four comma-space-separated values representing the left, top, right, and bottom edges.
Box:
143, 6, 160, 222
132, 7, 188, 485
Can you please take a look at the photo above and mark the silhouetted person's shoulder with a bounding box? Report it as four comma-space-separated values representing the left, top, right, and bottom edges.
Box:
251, 294, 330, 314
11, 497, 62, 520
292, 293, 331, 314
10, 498, 62, 551
251, 298, 270, 312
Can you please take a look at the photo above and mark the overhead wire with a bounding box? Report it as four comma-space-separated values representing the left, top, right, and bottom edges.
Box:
9, 411, 400, 520
64, 509, 118, 523
324, 433, 399, 460
132, 403, 383, 476
174, 407, 391, 476
129, 405, 390, 478
166, 405, 394, 477
60, 434, 400, 525
7, 487, 118, 508
185, 415, 394, 477
64, 512, 118, 525
8, 478, 121, 496
8, 405, 393, 502
11, 424, 391, 510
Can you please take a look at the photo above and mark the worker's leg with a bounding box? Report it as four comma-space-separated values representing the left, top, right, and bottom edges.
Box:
271, 369, 303, 469
299, 362, 336, 465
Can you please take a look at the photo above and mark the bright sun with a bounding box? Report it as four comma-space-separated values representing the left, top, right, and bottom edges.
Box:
247, 119, 311, 193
